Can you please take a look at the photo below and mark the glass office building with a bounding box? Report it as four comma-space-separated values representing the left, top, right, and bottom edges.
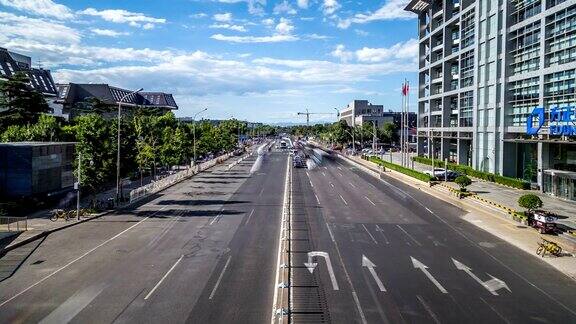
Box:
406, 0, 576, 201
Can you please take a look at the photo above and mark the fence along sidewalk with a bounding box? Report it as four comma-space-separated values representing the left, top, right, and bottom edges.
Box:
129, 151, 237, 203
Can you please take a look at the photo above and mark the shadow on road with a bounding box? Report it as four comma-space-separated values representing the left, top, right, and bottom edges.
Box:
157, 199, 249, 206
0, 236, 45, 282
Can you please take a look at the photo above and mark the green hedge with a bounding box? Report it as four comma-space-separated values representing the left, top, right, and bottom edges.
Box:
411, 156, 530, 190
364, 155, 433, 182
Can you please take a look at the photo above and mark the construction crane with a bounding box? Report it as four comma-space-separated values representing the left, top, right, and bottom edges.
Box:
297, 109, 336, 126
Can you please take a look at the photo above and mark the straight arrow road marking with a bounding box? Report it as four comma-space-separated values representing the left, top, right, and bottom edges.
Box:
304, 251, 339, 290
452, 259, 510, 296
362, 255, 386, 292
411, 257, 448, 294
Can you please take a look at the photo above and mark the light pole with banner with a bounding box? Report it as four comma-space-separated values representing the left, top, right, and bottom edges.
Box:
192, 108, 208, 166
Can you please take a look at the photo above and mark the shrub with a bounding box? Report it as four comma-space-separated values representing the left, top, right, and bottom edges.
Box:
412, 156, 530, 189
518, 194, 543, 211
454, 175, 472, 191
367, 156, 433, 182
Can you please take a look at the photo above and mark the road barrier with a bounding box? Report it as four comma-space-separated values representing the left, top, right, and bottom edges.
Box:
129, 151, 239, 203
0, 216, 27, 232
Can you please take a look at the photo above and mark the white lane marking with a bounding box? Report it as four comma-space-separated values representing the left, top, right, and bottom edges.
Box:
245, 208, 255, 225
411, 257, 448, 294
425, 207, 433, 213
339, 194, 348, 205
145, 254, 184, 300
362, 255, 386, 292
258, 187, 265, 197
209, 211, 223, 225
339, 173, 344, 177
352, 291, 368, 324
416, 295, 441, 324
0, 207, 166, 308
323, 166, 328, 170
322, 172, 326, 177
337, 166, 342, 170
361, 224, 378, 245
315, 193, 321, 205
349, 182, 356, 188
330, 182, 335, 188
352, 154, 576, 316
375, 225, 390, 244
309, 179, 314, 188
480, 297, 512, 324
364, 196, 376, 206
39, 284, 105, 324
148, 212, 182, 247
209, 255, 232, 300
326, 223, 336, 243
396, 225, 422, 246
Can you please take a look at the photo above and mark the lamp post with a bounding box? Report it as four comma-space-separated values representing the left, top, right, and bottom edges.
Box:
344, 129, 355, 154
334, 108, 340, 122
192, 108, 208, 166
116, 88, 143, 203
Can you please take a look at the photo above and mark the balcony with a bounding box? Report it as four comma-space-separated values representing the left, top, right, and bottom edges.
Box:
432, 75, 443, 84
432, 42, 444, 52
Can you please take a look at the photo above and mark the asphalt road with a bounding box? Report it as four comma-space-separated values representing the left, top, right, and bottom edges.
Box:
0, 148, 287, 324
290, 151, 576, 323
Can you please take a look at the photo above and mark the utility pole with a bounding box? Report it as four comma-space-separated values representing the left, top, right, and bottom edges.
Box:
76, 152, 81, 220
400, 81, 405, 167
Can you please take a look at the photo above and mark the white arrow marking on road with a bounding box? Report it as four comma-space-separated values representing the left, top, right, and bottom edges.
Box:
362, 255, 386, 292
304, 251, 339, 290
411, 257, 448, 294
452, 259, 510, 296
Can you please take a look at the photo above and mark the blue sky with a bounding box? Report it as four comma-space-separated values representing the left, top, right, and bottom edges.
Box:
0, 0, 418, 124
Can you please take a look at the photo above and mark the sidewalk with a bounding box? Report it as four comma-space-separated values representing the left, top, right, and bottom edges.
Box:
377, 152, 576, 230
0, 150, 252, 254
343, 153, 576, 279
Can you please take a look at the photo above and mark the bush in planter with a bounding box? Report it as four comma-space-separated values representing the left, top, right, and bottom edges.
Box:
518, 194, 543, 211
454, 175, 472, 192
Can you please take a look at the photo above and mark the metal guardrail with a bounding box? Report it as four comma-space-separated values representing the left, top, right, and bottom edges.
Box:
129, 151, 238, 203
0, 216, 28, 232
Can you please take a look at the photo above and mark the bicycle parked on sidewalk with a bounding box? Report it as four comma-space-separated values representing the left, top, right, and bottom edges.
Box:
51, 209, 71, 222
536, 237, 563, 257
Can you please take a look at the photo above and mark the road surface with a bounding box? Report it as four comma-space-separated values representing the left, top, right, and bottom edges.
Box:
0, 149, 286, 324
289, 151, 576, 323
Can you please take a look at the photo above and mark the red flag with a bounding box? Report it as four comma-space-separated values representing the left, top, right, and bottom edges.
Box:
401, 83, 407, 96
406, 82, 409, 95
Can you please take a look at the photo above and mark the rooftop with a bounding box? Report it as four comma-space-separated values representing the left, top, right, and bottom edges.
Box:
0, 48, 57, 97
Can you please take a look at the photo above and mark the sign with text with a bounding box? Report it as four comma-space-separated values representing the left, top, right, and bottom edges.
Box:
526, 106, 576, 136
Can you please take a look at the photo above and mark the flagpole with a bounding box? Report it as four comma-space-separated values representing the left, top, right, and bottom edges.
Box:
400, 82, 404, 167
406, 80, 410, 168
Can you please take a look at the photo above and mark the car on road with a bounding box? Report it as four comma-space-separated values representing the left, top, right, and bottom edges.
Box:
293, 154, 307, 168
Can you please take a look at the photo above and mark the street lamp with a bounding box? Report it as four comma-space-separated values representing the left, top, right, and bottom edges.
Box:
116, 87, 143, 203
333, 108, 339, 122
192, 108, 208, 166
344, 129, 356, 154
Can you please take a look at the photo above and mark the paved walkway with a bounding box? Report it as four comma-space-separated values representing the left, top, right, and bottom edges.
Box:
371, 152, 576, 230
0, 150, 252, 253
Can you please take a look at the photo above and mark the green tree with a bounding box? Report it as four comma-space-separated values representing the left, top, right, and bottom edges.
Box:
380, 122, 398, 145
454, 175, 472, 192
0, 72, 51, 127
518, 194, 543, 211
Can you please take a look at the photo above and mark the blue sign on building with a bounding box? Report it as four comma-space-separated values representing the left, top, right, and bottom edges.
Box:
526, 106, 576, 136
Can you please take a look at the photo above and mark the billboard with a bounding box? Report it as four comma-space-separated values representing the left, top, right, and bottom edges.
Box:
526, 106, 576, 136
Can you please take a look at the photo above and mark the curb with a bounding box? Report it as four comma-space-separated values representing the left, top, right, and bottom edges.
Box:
338, 153, 576, 252
0, 209, 114, 256
0, 152, 253, 256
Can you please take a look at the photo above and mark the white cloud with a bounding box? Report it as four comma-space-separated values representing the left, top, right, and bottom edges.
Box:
337, 0, 414, 29
273, 0, 297, 15
90, 28, 130, 37
331, 44, 353, 62
0, 11, 80, 45
262, 18, 274, 26
330, 39, 418, 64
79, 8, 166, 29
213, 12, 232, 22
354, 29, 369, 36
215, 0, 266, 15
322, 0, 340, 15
210, 23, 247, 32
275, 18, 294, 35
297, 0, 309, 9
210, 33, 298, 43
0, 0, 74, 19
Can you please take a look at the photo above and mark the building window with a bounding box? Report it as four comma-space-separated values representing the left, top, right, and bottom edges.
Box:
460, 50, 474, 87
459, 91, 473, 127
461, 10, 475, 49
510, 0, 541, 25
507, 77, 540, 126
544, 69, 576, 108
508, 21, 541, 76
545, 4, 576, 67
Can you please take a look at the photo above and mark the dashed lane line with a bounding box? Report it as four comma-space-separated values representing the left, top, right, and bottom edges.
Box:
145, 254, 184, 300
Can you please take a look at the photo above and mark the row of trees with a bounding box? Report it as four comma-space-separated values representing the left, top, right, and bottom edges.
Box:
289, 120, 399, 147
